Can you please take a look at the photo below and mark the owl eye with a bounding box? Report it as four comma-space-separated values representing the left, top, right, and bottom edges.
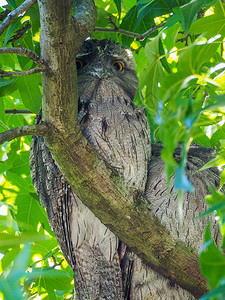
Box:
112, 61, 123, 72
76, 59, 84, 70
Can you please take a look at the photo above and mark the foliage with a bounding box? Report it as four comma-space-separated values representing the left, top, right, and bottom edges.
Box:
0, 0, 225, 299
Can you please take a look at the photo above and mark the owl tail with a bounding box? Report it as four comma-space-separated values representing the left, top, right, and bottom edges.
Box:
73, 244, 123, 300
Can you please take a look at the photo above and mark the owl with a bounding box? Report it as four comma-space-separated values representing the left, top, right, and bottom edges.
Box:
30, 39, 220, 299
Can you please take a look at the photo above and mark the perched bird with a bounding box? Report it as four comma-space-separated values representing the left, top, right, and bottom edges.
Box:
30, 39, 219, 299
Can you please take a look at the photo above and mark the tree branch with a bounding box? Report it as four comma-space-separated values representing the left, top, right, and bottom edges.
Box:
73, 0, 97, 41
5, 109, 32, 114
0, 123, 49, 144
0, 68, 42, 77
0, 0, 37, 36
95, 22, 165, 41
0, 47, 49, 69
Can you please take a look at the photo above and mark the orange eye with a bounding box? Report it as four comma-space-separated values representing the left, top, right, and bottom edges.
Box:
112, 61, 123, 72
76, 59, 84, 70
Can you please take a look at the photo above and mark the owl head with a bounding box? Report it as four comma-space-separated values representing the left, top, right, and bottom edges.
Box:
76, 39, 138, 99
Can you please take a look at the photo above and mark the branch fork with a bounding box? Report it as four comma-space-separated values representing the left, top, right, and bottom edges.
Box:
0, 47, 52, 77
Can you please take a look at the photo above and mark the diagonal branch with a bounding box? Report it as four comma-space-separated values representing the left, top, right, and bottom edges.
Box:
0, 47, 49, 69
95, 22, 165, 41
0, 123, 49, 145
0, 0, 37, 36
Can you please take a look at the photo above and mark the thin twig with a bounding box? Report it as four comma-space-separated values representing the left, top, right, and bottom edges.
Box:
108, 16, 119, 30
5, 109, 32, 114
0, 68, 42, 77
0, 47, 47, 69
94, 22, 165, 41
0, 123, 49, 145
0, 0, 37, 36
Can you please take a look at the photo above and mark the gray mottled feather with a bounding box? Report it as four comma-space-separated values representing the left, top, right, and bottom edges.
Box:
30, 39, 151, 299
30, 39, 220, 300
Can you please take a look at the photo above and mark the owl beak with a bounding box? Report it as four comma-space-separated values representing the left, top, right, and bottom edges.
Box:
88, 66, 111, 79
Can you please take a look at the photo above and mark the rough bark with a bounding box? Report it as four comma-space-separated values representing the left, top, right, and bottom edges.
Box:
35, 0, 210, 297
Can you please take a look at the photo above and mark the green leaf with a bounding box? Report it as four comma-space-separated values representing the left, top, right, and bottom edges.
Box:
120, 6, 137, 47
210, 125, 225, 148
8, 150, 31, 176
113, 0, 121, 16
15, 193, 52, 234
6, 170, 32, 193
199, 225, 225, 290
30, 246, 59, 268
0, 78, 14, 87
0, 244, 30, 300
197, 151, 225, 172
6, 0, 17, 9
163, 22, 181, 52
15, 74, 42, 113
1, 247, 20, 271
200, 285, 225, 300
37, 269, 73, 292
16, 27, 34, 69
159, 37, 171, 73
137, 0, 191, 25
4, 18, 22, 46
198, 202, 225, 219
178, 43, 220, 75
0, 232, 49, 249
173, 0, 213, 33
190, 3, 225, 38
0, 98, 5, 123
138, 34, 167, 112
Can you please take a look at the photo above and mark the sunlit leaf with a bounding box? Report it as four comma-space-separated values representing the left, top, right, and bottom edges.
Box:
173, 0, 215, 33
15, 74, 42, 113
199, 225, 225, 290
198, 152, 225, 172
113, 0, 121, 16
190, 2, 225, 38
15, 193, 52, 234
0, 244, 30, 300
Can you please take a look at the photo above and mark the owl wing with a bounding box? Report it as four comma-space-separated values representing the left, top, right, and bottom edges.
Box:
30, 135, 75, 268
30, 133, 124, 299
120, 144, 220, 300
